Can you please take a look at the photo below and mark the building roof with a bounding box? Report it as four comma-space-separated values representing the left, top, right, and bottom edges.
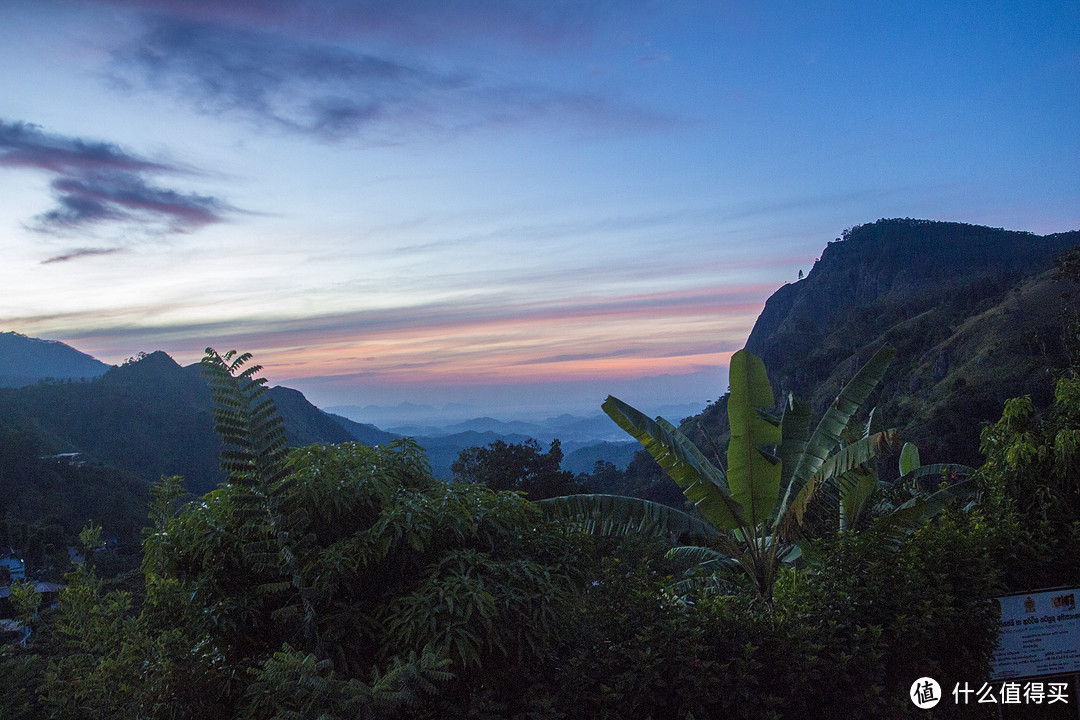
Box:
0, 582, 63, 599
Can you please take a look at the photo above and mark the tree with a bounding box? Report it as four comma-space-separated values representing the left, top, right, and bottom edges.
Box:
579, 459, 623, 494
143, 440, 587, 713
977, 374, 1080, 590
451, 438, 585, 500
981, 377, 1080, 523
134, 350, 588, 715
546, 345, 922, 603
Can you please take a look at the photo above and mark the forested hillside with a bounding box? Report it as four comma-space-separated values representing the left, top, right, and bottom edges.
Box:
0, 425, 148, 567
740, 219, 1080, 466
0, 351, 358, 495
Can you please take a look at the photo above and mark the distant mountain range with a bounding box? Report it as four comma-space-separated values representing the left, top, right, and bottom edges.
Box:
0, 342, 639, 490
0, 332, 110, 387
325, 406, 694, 477
324, 403, 705, 436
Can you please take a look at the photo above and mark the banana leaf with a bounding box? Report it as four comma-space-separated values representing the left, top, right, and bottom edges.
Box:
838, 467, 879, 531
778, 429, 900, 538
726, 349, 782, 528
897, 463, 976, 489
876, 479, 976, 550
778, 344, 895, 520
602, 395, 744, 530
777, 393, 811, 484
665, 544, 734, 567
898, 442, 921, 476
538, 494, 719, 540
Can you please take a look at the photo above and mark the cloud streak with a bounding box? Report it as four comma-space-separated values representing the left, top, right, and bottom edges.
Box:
13, 281, 771, 392
41, 247, 126, 264
0, 120, 235, 236
107, 13, 670, 141
96, 0, 616, 51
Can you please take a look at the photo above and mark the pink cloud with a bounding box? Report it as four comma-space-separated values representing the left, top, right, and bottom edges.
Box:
0, 120, 235, 235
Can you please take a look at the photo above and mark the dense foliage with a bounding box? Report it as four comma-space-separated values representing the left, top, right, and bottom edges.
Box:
1, 440, 589, 720
0, 425, 148, 572
533, 509, 1003, 720
977, 374, 1080, 591
451, 438, 585, 500
5, 336, 1080, 718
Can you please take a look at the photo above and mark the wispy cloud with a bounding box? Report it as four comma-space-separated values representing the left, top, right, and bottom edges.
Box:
106, 12, 670, 141
13, 281, 770, 386
0, 121, 170, 175
0, 120, 236, 236
41, 247, 126, 264
95, 0, 615, 50
39, 173, 229, 232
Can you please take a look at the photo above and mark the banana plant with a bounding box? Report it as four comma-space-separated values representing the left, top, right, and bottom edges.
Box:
868, 442, 978, 551
542, 344, 899, 603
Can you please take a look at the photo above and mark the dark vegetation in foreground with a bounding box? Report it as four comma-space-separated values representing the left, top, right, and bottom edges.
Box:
1, 334, 1078, 719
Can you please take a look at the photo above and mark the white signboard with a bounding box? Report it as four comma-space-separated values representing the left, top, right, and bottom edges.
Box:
990, 587, 1080, 681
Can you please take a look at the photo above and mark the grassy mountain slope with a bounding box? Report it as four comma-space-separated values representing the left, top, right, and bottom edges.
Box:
742, 219, 1080, 466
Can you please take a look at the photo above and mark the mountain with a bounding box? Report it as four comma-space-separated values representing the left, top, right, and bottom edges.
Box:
325, 413, 400, 446
325, 402, 477, 428
390, 416, 544, 438
270, 386, 354, 446
387, 415, 627, 443
561, 441, 640, 475
0, 349, 372, 494
738, 218, 1080, 467
328, 404, 705, 439
0, 332, 110, 387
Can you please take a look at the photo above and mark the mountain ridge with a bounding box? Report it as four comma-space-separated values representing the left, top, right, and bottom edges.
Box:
0, 331, 111, 387
0, 341, 640, 488
0, 350, 361, 494
739, 218, 1080, 466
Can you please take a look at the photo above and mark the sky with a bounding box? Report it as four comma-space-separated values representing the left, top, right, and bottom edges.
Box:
1, 0, 1078, 421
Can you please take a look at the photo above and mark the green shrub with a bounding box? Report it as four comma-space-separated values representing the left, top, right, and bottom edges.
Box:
523, 502, 1003, 720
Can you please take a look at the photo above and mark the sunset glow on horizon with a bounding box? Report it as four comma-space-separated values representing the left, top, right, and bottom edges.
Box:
2, 1, 1077, 418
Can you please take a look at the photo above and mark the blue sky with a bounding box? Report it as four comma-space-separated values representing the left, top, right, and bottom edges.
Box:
1, 0, 1077, 419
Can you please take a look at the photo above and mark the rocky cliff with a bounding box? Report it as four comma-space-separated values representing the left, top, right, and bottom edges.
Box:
742, 218, 1080, 465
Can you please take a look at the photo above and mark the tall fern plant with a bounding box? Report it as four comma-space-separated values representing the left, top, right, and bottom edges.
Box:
201, 349, 289, 491
200, 348, 319, 647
